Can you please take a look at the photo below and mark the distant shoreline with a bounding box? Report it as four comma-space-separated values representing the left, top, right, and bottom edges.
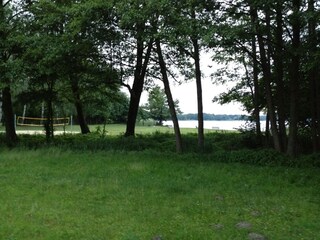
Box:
163, 119, 266, 130
178, 113, 266, 121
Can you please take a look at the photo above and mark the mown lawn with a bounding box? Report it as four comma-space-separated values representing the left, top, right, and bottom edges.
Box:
0, 149, 319, 240
10, 123, 220, 136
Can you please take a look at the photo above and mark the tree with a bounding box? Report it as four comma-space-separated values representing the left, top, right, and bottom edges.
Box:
21, 0, 71, 139
0, 0, 20, 144
155, 37, 183, 153
307, 0, 320, 152
21, 0, 120, 136
163, 0, 216, 151
145, 86, 181, 126
213, 0, 320, 155
114, 0, 154, 137
85, 89, 129, 124
61, 0, 119, 134
286, 0, 302, 156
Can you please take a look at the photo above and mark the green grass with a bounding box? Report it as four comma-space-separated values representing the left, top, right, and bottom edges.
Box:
9, 123, 222, 136
0, 149, 319, 239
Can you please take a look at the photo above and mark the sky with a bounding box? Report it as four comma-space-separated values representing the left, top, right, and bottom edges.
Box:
125, 52, 247, 115
139, 53, 247, 115
169, 79, 246, 115
138, 77, 246, 115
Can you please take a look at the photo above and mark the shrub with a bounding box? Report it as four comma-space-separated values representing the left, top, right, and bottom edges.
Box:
3, 131, 319, 168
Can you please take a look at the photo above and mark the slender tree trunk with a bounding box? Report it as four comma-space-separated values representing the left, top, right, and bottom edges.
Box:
44, 92, 54, 140
251, 6, 282, 152
44, 76, 55, 140
1, 1, 17, 144
0, 93, 2, 124
287, 0, 301, 156
125, 35, 144, 137
308, 0, 320, 152
70, 76, 90, 134
2, 86, 17, 144
274, 2, 287, 152
265, 112, 270, 145
155, 39, 183, 153
251, 33, 261, 139
193, 39, 204, 151
125, 37, 153, 137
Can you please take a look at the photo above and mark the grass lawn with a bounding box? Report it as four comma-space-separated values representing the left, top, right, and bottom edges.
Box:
0, 149, 319, 239
8, 123, 220, 136
11, 123, 177, 135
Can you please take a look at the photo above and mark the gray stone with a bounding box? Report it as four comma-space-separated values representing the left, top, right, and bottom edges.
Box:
250, 210, 261, 217
213, 194, 224, 201
235, 221, 252, 229
211, 223, 224, 230
248, 232, 268, 240
152, 236, 163, 240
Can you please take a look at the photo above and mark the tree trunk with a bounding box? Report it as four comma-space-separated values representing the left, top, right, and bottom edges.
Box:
44, 92, 54, 140
193, 39, 204, 151
125, 37, 153, 137
0, 93, 2, 124
308, 0, 320, 152
155, 39, 183, 153
1, 2, 17, 145
274, 2, 287, 152
2, 86, 17, 144
125, 35, 144, 137
265, 112, 270, 145
251, 32, 261, 139
43, 76, 55, 140
251, 6, 282, 152
287, 0, 301, 156
70, 76, 90, 134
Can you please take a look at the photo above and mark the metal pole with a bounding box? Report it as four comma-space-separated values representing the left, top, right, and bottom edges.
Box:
70, 115, 73, 133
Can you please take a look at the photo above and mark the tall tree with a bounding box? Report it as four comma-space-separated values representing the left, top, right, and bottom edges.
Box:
251, 3, 282, 152
114, 0, 154, 137
148, 1, 185, 153
22, 0, 119, 135
215, 0, 320, 155
307, 0, 320, 152
273, 0, 287, 151
287, 0, 302, 156
168, 0, 215, 151
0, 0, 18, 144
155, 38, 183, 153
62, 0, 119, 134
22, 0, 69, 138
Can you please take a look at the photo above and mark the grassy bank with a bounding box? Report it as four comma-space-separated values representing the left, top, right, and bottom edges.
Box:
0, 149, 319, 239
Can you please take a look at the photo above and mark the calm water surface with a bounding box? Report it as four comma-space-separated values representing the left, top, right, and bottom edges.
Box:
163, 120, 266, 131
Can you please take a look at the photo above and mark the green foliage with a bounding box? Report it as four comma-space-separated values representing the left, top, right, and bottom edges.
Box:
2, 0, 320, 153
5, 130, 319, 168
144, 86, 171, 125
13, 0, 123, 133
85, 90, 129, 124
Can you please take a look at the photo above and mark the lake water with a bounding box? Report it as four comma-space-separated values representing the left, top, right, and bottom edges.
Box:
163, 120, 266, 131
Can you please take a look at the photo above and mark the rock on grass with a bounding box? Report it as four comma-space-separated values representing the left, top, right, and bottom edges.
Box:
248, 232, 267, 240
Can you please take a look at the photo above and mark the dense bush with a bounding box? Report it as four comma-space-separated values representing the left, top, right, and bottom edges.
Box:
1, 132, 318, 168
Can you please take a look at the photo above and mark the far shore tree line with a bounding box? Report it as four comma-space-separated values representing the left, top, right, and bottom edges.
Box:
0, 0, 319, 156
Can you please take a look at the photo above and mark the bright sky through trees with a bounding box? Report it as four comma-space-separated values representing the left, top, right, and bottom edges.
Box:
169, 80, 245, 115
138, 52, 246, 115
